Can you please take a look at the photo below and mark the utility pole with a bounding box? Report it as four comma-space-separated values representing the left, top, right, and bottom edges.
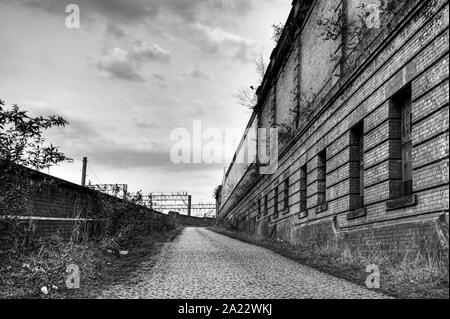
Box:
81, 157, 87, 187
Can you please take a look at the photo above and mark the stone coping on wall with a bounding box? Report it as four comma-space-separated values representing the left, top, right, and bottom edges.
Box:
0, 215, 97, 222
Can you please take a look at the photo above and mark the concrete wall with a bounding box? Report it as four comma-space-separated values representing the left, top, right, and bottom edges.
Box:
218, 0, 449, 255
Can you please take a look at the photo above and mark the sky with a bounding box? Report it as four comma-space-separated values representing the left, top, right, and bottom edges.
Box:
0, 0, 292, 203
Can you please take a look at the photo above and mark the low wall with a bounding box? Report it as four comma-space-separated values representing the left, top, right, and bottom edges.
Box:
168, 212, 216, 227
0, 166, 174, 249
247, 212, 449, 256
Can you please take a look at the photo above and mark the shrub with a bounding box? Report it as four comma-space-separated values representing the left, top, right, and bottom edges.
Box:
96, 191, 176, 250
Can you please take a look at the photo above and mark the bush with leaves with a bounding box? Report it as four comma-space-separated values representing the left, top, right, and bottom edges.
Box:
97, 190, 176, 250
0, 100, 70, 170
0, 99, 71, 247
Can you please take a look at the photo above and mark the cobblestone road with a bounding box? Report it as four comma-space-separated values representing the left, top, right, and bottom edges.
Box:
99, 227, 389, 299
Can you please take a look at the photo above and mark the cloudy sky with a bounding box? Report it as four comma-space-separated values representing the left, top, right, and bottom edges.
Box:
0, 0, 291, 203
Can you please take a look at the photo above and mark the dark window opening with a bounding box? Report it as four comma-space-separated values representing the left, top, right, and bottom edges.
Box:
283, 179, 289, 212
392, 86, 413, 197
351, 122, 365, 208
317, 150, 327, 205
264, 194, 268, 215
257, 197, 262, 218
274, 185, 279, 217
299, 165, 307, 213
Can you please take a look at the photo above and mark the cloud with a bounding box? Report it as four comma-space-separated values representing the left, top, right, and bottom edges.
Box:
2, 0, 158, 24
88, 41, 170, 81
133, 118, 160, 130
153, 74, 166, 81
158, 0, 254, 23
153, 74, 168, 89
88, 47, 143, 81
3, 0, 256, 25
105, 22, 126, 38
182, 67, 213, 81
189, 23, 255, 62
90, 147, 224, 171
23, 106, 167, 171
87, 147, 170, 169
25, 106, 168, 170
130, 41, 170, 63
51, 120, 221, 171
44, 116, 168, 169
3, 0, 256, 63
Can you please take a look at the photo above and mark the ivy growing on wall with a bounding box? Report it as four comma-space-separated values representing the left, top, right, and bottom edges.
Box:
316, 0, 406, 57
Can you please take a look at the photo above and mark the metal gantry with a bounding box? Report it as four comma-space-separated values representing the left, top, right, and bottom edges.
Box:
86, 187, 216, 218
88, 183, 128, 200
144, 192, 216, 218
189, 203, 216, 218
151, 203, 216, 217
144, 192, 191, 215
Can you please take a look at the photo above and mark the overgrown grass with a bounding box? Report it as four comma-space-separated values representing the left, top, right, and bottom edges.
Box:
210, 227, 449, 299
0, 226, 184, 299
0, 187, 179, 298
0, 233, 99, 299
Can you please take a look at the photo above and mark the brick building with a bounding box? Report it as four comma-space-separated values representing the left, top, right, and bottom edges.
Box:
217, 0, 449, 254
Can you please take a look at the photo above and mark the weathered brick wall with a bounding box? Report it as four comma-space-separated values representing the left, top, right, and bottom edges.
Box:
275, 48, 298, 128
168, 212, 216, 227
341, 215, 448, 256
260, 90, 274, 129
299, 0, 342, 103
0, 168, 173, 249
219, 0, 449, 255
26, 181, 102, 220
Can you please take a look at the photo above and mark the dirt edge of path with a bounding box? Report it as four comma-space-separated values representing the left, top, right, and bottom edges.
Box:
69, 226, 185, 299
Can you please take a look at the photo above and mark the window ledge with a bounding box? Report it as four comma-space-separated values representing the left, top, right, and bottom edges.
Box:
298, 211, 308, 219
272, 213, 279, 221
386, 194, 417, 211
315, 203, 328, 214
282, 208, 290, 215
347, 207, 367, 220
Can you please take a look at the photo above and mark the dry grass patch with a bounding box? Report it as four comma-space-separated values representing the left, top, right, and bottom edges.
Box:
210, 227, 449, 299
0, 227, 184, 299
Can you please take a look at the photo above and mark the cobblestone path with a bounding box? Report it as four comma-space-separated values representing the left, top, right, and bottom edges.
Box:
99, 227, 389, 299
